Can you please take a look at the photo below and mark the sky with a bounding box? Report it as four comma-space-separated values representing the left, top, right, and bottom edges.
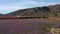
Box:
0, 0, 60, 14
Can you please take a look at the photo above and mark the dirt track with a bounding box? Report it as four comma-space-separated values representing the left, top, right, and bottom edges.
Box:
0, 19, 59, 34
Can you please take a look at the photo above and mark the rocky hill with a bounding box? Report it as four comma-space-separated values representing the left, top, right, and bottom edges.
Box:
6, 6, 50, 17
0, 4, 60, 19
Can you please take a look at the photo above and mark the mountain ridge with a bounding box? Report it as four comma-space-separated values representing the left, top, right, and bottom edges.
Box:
0, 4, 60, 18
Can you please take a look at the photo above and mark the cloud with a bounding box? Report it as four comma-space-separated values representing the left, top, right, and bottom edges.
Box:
38, 2, 60, 6
0, 6, 27, 14
0, 0, 39, 14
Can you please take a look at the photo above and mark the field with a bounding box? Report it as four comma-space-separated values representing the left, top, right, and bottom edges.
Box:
0, 19, 60, 34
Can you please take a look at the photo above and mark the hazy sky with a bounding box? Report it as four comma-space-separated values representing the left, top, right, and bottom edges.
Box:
0, 0, 60, 14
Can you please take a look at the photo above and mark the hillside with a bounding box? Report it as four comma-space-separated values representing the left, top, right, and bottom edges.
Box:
6, 6, 50, 17
0, 4, 60, 19
6, 4, 60, 16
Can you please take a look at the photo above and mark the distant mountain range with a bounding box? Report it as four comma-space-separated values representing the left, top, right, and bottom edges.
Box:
0, 4, 60, 18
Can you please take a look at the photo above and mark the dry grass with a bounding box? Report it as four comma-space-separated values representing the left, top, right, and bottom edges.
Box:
51, 28, 60, 34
